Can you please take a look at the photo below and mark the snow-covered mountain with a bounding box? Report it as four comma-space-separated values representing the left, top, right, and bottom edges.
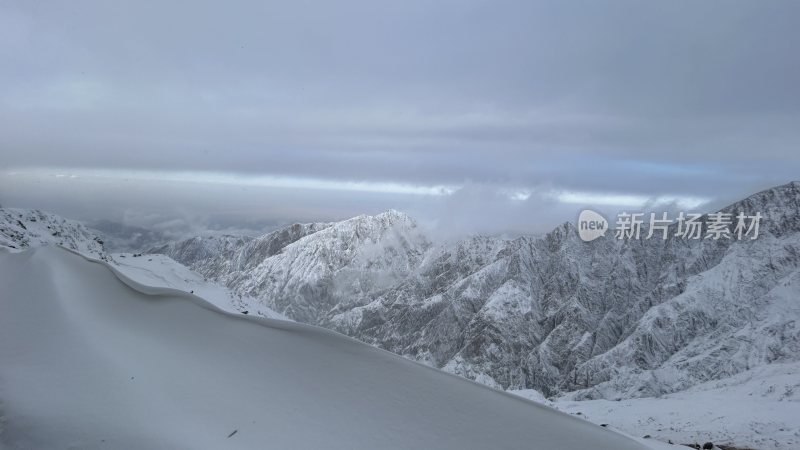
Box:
563, 182, 800, 400
0, 246, 654, 450
158, 210, 430, 323
149, 222, 332, 282
156, 182, 800, 404
0, 208, 108, 259
149, 234, 253, 269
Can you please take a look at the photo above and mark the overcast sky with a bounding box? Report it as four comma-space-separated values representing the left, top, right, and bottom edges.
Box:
1, 1, 799, 236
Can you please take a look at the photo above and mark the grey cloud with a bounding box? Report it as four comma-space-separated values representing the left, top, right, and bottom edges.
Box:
1, 0, 799, 232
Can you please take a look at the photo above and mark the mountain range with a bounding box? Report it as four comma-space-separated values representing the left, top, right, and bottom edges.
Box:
3, 182, 799, 448
3, 183, 798, 400
142, 182, 800, 401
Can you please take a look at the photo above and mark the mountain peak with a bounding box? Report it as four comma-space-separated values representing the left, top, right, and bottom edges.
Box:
718, 181, 800, 236
374, 209, 415, 224
334, 209, 417, 233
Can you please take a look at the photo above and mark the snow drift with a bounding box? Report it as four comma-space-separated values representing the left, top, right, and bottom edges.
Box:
110, 252, 287, 320
0, 246, 647, 450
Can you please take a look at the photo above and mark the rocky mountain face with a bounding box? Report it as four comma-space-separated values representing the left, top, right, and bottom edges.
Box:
149, 234, 253, 270
0, 208, 108, 259
153, 183, 800, 399
158, 211, 430, 323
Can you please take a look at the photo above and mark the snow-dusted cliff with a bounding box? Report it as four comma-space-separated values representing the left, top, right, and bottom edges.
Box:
148, 234, 253, 269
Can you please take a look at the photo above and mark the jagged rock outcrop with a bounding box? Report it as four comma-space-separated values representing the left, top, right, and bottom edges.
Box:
0, 208, 108, 259
149, 234, 252, 270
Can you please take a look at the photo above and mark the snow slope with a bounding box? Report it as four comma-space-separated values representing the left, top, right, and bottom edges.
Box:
110, 252, 287, 320
0, 246, 651, 450
512, 362, 800, 449
0, 207, 277, 319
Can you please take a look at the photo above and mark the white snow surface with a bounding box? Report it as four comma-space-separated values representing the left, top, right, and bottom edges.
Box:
110, 252, 288, 320
511, 362, 800, 449
0, 246, 654, 450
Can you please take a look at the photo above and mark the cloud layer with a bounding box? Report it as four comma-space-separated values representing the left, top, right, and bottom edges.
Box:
2, 1, 799, 234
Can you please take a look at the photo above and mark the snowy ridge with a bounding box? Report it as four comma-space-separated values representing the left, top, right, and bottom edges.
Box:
0, 208, 107, 259
110, 252, 288, 320
0, 208, 278, 318
0, 246, 652, 450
